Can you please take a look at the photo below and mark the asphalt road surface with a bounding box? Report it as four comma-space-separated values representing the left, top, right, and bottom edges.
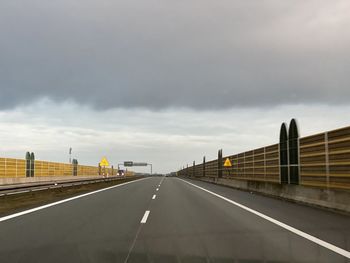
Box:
0, 176, 349, 263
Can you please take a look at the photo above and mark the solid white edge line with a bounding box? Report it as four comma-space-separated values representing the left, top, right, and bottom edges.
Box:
178, 178, 350, 259
141, 210, 150, 224
0, 178, 149, 223
152, 195, 156, 200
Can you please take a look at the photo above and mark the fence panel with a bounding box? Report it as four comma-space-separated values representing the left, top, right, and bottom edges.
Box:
0, 158, 104, 178
0, 158, 26, 178
179, 126, 350, 190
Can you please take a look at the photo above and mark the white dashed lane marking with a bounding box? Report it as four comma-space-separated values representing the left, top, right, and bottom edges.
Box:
140, 211, 150, 224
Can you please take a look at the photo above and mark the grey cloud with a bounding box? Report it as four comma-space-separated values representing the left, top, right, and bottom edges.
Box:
1, 0, 349, 110
1, 101, 350, 172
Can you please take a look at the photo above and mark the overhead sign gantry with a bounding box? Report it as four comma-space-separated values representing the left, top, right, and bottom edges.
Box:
122, 161, 153, 174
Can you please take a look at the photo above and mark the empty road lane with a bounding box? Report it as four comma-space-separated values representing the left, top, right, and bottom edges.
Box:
0, 176, 349, 262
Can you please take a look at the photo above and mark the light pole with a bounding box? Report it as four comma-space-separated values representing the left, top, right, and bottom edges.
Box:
69, 147, 72, 164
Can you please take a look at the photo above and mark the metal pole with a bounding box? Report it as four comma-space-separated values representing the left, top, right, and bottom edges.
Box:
325, 132, 330, 189
69, 147, 72, 164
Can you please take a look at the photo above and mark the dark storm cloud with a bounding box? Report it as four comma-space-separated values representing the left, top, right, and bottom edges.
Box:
0, 0, 349, 110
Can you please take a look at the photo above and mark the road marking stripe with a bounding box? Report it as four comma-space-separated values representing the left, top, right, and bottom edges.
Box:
152, 195, 156, 200
159, 176, 165, 186
141, 210, 150, 224
178, 178, 350, 259
0, 178, 149, 223
7, 190, 30, 195
156, 188, 159, 191
31, 188, 46, 192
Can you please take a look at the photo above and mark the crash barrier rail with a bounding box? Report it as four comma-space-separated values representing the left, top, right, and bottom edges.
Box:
178, 121, 350, 190
0, 175, 142, 196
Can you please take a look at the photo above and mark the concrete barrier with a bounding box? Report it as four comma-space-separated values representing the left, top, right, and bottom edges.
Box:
189, 176, 350, 214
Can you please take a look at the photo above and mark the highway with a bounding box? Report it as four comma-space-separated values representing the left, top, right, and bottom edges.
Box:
0, 176, 349, 262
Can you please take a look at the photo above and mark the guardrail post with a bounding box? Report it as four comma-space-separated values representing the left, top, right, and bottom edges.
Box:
30, 152, 35, 177
193, 161, 195, 177
288, 119, 300, 185
25, 152, 31, 177
218, 149, 223, 178
324, 132, 330, 189
98, 163, 101, 176
279, 123, 289, 184
203, 156, 206, 177
72, 159, 78, 176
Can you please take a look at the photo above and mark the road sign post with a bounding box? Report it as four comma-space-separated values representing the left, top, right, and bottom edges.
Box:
224, 157, 232, 177
100, 157, 110, 177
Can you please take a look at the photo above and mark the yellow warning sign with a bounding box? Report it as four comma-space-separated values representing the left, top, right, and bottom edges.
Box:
100, 157, 110, 167
224, 158, 232, 167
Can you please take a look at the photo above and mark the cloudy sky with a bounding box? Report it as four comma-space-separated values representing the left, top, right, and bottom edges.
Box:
0, 0, 349, 173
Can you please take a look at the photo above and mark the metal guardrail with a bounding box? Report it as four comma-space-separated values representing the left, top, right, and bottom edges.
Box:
0, 176, 141, 197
